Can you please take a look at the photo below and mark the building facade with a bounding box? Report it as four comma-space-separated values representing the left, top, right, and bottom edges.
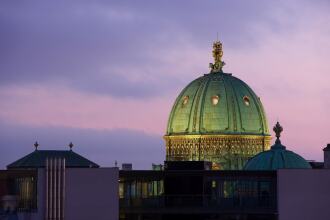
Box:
0, 146, 119, 220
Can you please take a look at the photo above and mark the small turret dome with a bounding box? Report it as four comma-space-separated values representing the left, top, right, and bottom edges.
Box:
244, 122, 311, 170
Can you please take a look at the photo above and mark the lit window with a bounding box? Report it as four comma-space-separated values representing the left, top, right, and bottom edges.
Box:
182, 96, 189, 106
243, 96, 250, 106
211, 95, 219, 106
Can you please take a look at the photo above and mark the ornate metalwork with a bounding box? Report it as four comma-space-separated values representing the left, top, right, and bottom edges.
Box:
273, 121, 283, 140
210, 41, 225, 72
164, 134, 271, 170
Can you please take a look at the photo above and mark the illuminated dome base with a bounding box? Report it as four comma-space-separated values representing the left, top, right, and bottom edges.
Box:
165, 134, 271, 170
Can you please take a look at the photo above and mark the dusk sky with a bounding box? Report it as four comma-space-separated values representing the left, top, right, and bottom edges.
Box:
1, 0, 329, 169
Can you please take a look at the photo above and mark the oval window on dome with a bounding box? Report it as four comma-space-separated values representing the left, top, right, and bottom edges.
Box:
243, 96, 250, 106
182, 96, 189, 106
211, 95, 219, 106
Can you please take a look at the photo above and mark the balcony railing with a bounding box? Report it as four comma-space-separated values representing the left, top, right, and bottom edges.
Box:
120, 194, 276, 213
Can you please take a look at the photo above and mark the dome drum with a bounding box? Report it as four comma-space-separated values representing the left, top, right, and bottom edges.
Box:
164, 134, 271, 170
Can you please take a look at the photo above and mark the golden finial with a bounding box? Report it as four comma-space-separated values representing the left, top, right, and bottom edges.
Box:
209, 40, 225, 73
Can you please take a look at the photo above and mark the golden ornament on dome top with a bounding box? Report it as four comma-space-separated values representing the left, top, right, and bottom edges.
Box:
210, 40, 225, 73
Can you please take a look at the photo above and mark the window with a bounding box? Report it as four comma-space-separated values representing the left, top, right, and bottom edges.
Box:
243, 96, 250, 106
211, 95, 220, 106
182, 96, 189, 106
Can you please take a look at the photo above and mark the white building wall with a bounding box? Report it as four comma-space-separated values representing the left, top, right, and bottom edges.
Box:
278, 169, 330, 220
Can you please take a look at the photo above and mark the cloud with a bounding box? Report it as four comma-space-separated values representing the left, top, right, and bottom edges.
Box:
0, 85, 172, 134
224, 0, 330, 161
0, 120, 164, 170
0, 0, 293, 98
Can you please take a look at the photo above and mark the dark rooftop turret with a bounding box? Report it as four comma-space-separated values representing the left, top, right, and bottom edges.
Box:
244, 122, 311, 170
7, 142, 99, 169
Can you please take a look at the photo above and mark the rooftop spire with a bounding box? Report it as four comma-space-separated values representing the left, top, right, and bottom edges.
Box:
210, 40, 225, 73
273, 122, 283, 140
272, 122, 285, 149
34, 141, 39, 151
69, 142, 74, 151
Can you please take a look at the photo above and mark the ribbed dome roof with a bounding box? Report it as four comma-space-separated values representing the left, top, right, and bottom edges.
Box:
244, 122, 311, 170
166, 72, 270, 136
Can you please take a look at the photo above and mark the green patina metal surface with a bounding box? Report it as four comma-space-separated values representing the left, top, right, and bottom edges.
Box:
244, 141, 311, 170
7, 150, 100, 169
167, 72, 269, 136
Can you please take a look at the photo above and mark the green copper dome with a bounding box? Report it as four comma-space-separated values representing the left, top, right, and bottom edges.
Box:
164, 41, 271, 169
166, 72, 270, 135
244, 122, 311, 170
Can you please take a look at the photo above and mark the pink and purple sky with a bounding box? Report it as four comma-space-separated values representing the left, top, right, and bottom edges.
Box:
0, 0, 329, 169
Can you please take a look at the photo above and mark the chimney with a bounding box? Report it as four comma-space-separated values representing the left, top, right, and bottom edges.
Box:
323, 144, 330, 169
